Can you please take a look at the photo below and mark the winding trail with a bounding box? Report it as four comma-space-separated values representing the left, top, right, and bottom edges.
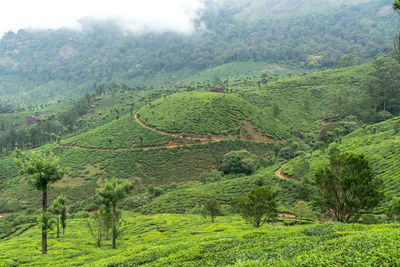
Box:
57, 112, 275, 152
274, 163, 299, 181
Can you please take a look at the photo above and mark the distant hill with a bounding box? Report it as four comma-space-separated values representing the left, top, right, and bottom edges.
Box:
221, 0, 374, 21
0, 0, 397, 104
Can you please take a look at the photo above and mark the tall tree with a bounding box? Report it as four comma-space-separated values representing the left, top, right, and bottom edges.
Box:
97, 178, 132, 249
50, 195, 66, 238
14, 150, 64, 254
315, 151, 383, 223
238, 186, 277, 227
366, 55, 400, 116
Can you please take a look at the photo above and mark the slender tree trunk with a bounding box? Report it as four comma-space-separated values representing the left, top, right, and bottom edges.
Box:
112, 202, 116, 249
56, 215, 60, 238
42, 187, 48, 255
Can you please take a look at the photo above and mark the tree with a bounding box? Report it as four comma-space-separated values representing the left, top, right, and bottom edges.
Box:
337, 54, 357, 68
14, 150, 64, 254
201, 199, 222, 223
366, 55, 400, 116
315, 152, 383, 223
387, 197, 400, 222
222, 150, 259, 175
97, 178, 132, 249
87, 211, 106, 247
293, 201, 312, 222
394, 0, 400, 13
50, 195, 66, 238
238, 186, 277, 227
60, 205, 67, 235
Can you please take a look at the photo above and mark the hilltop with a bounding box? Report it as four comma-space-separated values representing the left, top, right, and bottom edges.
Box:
137, 92, 287, 140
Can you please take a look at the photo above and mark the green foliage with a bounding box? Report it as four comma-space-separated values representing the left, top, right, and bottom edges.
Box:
62, 114, 176, 149
285, 116, 400, 209
394, 0, 400, 13
97, 178, 132, 249
221, 150, 260, 175
1, 214, 400, 266
238, 186, 278, 227
387, 197, 400, 222
366, 55, 400, 116
337, 54, 358, 68
14, 150, 64, 192
138, 92, 287, 139
293, 201, 312, 221
201, 199, 222, 223
50, 195, 66, 237
37, 212, 56, 234
87, 211, 106, 247
315, 151, 384, 222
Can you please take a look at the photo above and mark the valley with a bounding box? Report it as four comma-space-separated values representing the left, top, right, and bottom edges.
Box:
0, 0, 400, 265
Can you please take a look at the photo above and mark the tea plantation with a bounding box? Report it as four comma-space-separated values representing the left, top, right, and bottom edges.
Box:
0, 213, 399, 266
137, 92, 287, 139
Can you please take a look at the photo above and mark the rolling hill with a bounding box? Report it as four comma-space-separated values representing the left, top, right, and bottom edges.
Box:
282, 116, 400, 208
137, 92, 287, 140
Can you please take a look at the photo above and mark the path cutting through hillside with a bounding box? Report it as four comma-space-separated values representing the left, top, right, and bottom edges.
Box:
57, 112, 276, 152
274, 163, 299, 181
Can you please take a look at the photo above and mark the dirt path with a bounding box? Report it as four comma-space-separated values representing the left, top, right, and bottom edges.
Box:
57, 139, 211, 152
57, 112, 276, 152
274, 163, 299, 181
134, 112, 185, 138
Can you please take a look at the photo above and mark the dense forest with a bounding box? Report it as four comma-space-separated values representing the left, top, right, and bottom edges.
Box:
0, 0, 397, 104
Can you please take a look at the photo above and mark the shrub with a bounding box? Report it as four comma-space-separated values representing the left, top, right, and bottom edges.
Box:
221, 150, 260, 175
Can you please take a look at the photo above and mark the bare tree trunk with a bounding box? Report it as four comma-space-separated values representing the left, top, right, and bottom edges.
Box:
112, 202, 116, 249
42, 188, 48, 255
56, 215, 60, 238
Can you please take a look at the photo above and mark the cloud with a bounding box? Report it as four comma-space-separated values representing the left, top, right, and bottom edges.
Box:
0, 0, 204, 36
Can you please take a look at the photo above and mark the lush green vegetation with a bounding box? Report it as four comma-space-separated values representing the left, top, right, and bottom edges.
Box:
0, 141, 284, 213
62, 114, 177, 149
0, 213, 399, 266
138, 92, 287, 139
283, 117, 400, 207
0, 0, 396, 104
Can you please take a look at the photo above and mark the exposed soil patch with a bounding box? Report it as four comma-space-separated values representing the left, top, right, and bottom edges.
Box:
274, 163, 299, 181
279, 213, 296, 219
58, 113, 277, 152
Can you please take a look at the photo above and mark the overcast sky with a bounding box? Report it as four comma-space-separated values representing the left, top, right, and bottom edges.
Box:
0, 0, 205, 36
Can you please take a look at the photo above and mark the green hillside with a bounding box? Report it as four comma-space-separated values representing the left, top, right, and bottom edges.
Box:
282, 117, 400, 206
0, 140, 282, 213
142, 164, 302, 214
61, 113, 179, 149
0, 0, 396, 104
137, 92, 287, 139
0, 213, 398, 266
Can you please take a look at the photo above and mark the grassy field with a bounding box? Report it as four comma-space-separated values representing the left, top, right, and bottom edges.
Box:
137, 92, 287, 139
0, 213, 399, 266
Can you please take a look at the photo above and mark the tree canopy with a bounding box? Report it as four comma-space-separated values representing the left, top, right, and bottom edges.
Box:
315, 152, 384, 223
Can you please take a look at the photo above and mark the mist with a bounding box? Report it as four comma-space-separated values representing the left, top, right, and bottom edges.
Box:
0, 0, 205, 36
